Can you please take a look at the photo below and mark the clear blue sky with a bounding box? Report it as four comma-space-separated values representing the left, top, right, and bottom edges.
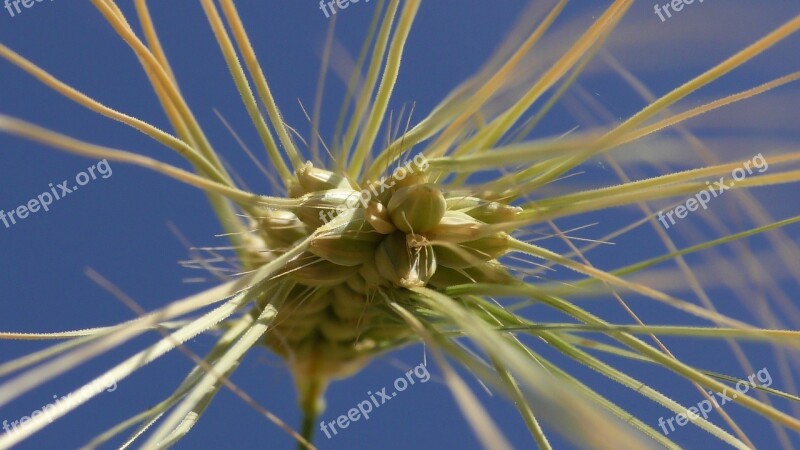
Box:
1, 1, 798, 449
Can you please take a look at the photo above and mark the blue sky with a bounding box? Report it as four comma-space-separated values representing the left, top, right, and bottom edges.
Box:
0, 1, 799, 449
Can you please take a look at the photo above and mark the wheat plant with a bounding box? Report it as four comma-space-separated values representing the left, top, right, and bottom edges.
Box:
1, 1, 799, 449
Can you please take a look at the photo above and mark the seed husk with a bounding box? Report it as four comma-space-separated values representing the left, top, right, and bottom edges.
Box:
259, 210, 309, 247
359, 261, 386, 288
309, 216, 383, 266
433, 233, 510, 268
296, 161, 357, 193
365, 201, 396, 234
345, 272, 369, 294
423, 211, 484, 243
331, 284, 372, 320
374, 169, 429, 204
387, 183, 447, 233
319, 316, 369, 342
280, 287, 331, 317
428, 260, 517, 288
295, 189, 360, 228
284, 252, 361, 287
282, 339, 370, 380
445, 195, 521, 224
375, 231, 437, 287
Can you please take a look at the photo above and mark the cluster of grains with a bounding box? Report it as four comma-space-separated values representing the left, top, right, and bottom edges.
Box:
257, 162, 520, 379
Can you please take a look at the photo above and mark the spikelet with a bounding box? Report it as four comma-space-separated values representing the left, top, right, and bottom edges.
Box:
283, 252, 361, 287
345, 271, 369, 294
434, 232, 510, 268
375, 231, 437, 287
364, 201, 396, 234
318, 316, 369, 342
428, 260, 517, 288
309, 210, 383, 266
359, 260, 387, 288
387, 183, 447, 232
281, 286, 331, 318
295, 189, 361, 227
259, 209, 309, 247
297, 161, 357, 191
330, 284, 372, 320
423, 210, 484, 243
444, 195, 522, 223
